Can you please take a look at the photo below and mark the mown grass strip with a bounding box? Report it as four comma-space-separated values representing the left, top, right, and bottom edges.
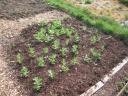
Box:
47, 0, 128, 40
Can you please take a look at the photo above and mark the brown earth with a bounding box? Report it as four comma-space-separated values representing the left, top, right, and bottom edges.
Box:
0, 0, 52, 20
8, 18, 128, 96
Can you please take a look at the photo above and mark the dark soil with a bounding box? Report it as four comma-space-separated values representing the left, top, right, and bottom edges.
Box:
0, 0, 52, 20
9, 18, 128, 96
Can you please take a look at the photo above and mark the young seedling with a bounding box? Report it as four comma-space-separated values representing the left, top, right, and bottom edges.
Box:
90, 35, 101, 44
16, 52, 24, 64
49, 54, 57, 64
72, 44, 78, 55
51, 20, 62, 29
28, 47, 36, 58
44, 34, 53, 43
52, 39, 60, 50
74, 33, 80, 43
60, 59, 69, 73
20, 66, 29, 77
91, 48, 101, 61
65, 39, 70, 46
37, 57, 45, 68
33, 77, 43, 91
42, 47, 49, 54
83, 55, 92, 63
65, 28, 73, 38
71, 57, 79, 65
48, 69, 56, 80
60, 48, 68, 57
34, 28, 46, 42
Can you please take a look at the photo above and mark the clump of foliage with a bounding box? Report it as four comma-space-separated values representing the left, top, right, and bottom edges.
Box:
49, 54, 57, 64
48, 69, 56, 80
37, 57, 45, 68
34, 27, 46, 42
90, 35, 101, 44
91, 48, 101, 61
74, 33, 80, 43
83, 55, 92, 63
71, 57, 79, 65
33, 77, 43, 91
28, 47, 36, 58
60, 48, 68, 57
52, 39, 60, 50
42, 47, 49, 54
72, 45, 78, 55
16, 52, 24, 64
61, 59, 69, 73
20, 66, 29, 77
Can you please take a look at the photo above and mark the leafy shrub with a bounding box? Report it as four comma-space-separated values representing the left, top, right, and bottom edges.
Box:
37, 57, 45, 68
48, 69, 56, 80
16, 52, 24, 64
33, 77, 43, 91
20, 66, 29, 77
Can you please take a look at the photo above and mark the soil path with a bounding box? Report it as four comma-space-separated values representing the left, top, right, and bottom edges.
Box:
0, 10, 69, 96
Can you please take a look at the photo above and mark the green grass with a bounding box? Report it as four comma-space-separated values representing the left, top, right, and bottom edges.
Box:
47, 0, 128, 40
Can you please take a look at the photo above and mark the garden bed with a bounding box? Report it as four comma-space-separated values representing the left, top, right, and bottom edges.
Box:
9, 18, 128, 96
0, 0, 52, 20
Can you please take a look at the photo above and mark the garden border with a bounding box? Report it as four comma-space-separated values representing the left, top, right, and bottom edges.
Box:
80, 57, 128, 96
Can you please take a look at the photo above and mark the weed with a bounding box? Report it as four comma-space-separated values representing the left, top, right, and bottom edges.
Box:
61, 59, 69, 73
49, 54, 57, 64
91, 48, 101, 61
37, 57, 45, 68
33, 77, 43, 91
20, 66, 29, 77
48, 69, 56, 80
16, 52, 24, 64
